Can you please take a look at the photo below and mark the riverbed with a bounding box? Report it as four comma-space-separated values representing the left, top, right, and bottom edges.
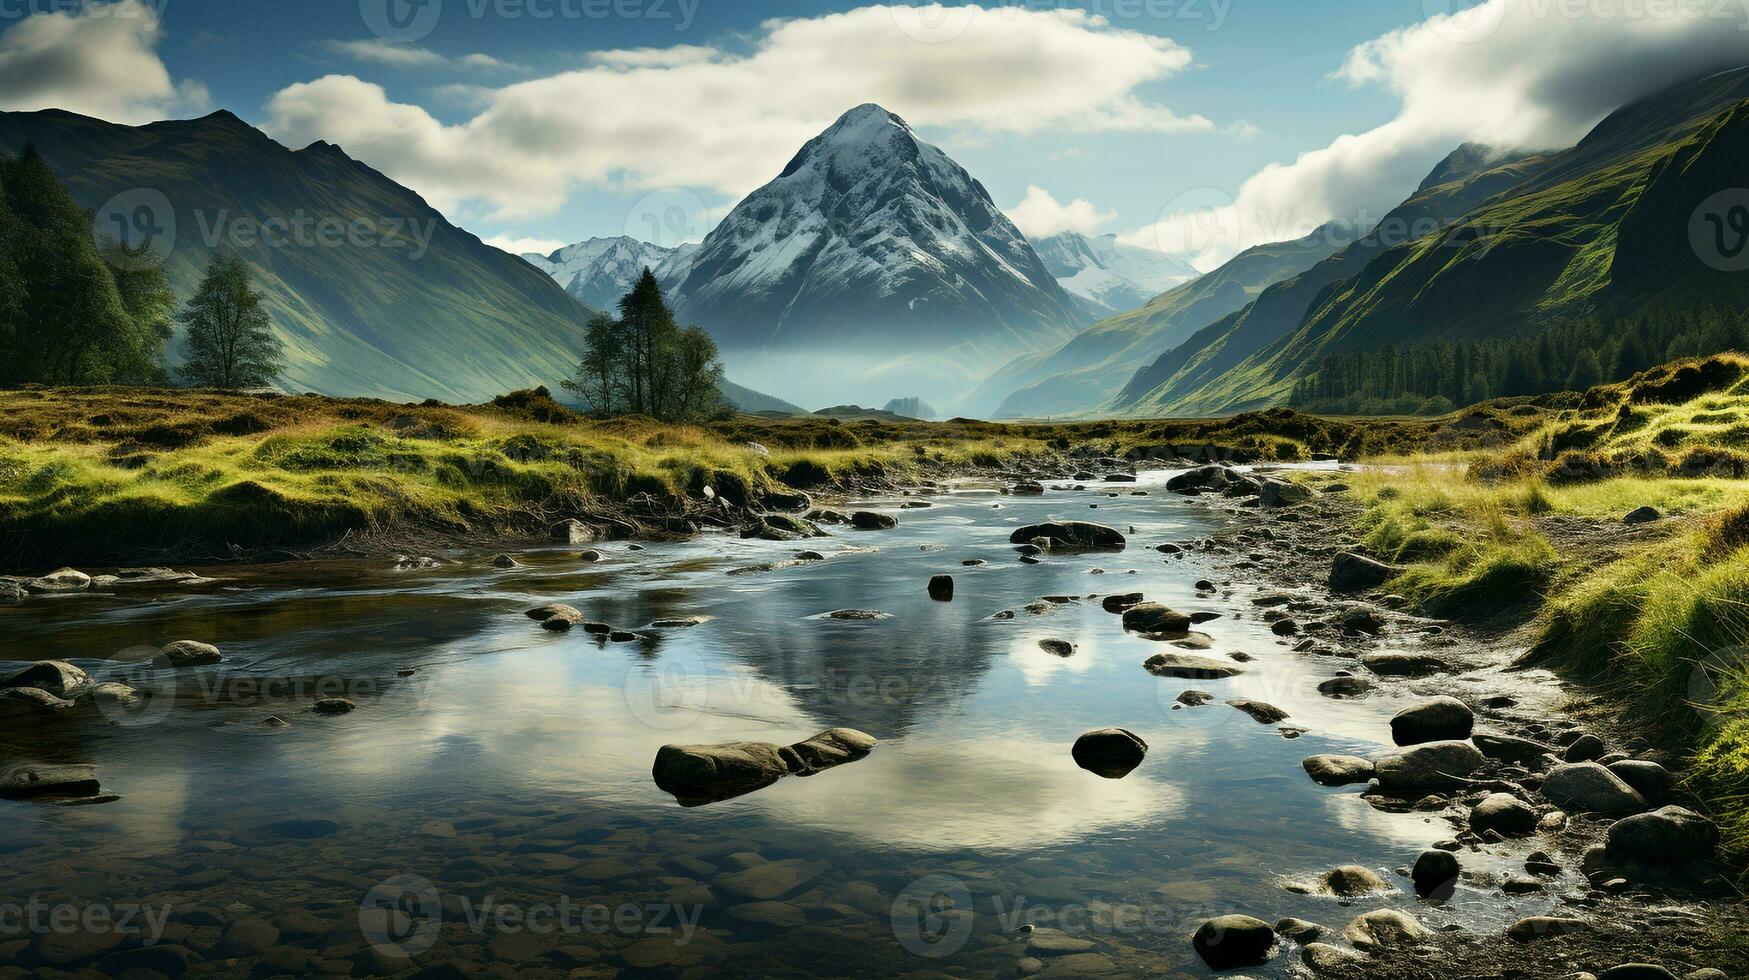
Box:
0, 466, 1593, 976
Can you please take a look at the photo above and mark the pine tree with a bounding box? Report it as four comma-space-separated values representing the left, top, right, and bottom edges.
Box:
179, 252, 285, 389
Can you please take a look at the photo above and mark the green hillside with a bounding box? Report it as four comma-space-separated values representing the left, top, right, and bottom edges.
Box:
1123, 66, 1749, 417
1110, 144, 1542, 416
0, 109, 596, 403
963, 228, 1343, 418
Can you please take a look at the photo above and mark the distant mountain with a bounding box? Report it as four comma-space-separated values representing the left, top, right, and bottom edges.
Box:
1117, 67, 1749, 416
669, 104, 1088, 407
960, 229, 1341, 418
720, 379, 806, 416
882, 397, 937, 419
0, 109, 592, 403
521, 236, 698, 310
1031, 231, 1197, 315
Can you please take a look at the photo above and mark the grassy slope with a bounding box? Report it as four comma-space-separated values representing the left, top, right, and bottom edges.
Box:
1112, 149, 1543, 418
1337, 355, 1749, 863
0, 109, 597, 404
965, 231, 1344, 418
0, 386, 1547, 573
1156, 69, 1749, 417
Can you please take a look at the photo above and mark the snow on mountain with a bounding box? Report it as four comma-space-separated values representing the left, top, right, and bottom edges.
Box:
521, 236, 696, 310
1031, 232, 1198, 315
668, 104, 1088, 405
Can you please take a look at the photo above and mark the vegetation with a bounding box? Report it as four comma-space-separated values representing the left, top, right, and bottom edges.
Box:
563, 269, 724, 422
1290, 308, 1749, 414
0, 145, 173, 386
178, 252, 285, 389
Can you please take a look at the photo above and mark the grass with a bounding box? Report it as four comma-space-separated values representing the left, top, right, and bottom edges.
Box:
1336, 356, 1749, 866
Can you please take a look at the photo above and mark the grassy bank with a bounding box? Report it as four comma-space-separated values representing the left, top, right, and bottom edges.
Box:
1336, 355, 1749, 865
0, 385, 1545, 572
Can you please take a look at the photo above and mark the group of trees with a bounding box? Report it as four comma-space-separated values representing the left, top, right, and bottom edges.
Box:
0, 145, 283, 390
1288, 307, 1749, 414
563, 269, 726, 422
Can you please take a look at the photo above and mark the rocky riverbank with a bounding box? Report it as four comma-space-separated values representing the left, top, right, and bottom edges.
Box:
1162, 462, 1747, 979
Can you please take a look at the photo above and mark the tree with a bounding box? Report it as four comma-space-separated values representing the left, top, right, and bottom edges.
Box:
179, 252, 285, 389
562, 268, 725, 422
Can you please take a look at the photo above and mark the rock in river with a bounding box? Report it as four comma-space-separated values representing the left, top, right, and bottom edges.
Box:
850, 511, 897, 530
1143, 653, 1244, 680
1412, 849, 1460, 899
1506, 916, 1587, 943
1071, 728, 1147, 778
1606, 806, 1720, 864
1373, 740, 1484, 793
1469, 793, 1538, 837
1007, 522, 1126, 549
0, 763, 102, 800
1228, 700, 1289, 724
1167, 466, 1240, 495
927, 575, 954, 601
1122, 602, 1192, 635
1342, 909, 1429, 949
23, 568, 91, 593
1362, 651, 1450, 677
1191, 914, 1275, 969
1391, 696, 1474, 745
1329, 552, 1401, 592
0, 661, 89, 699
0, 687, 74, 718
653, 728, 876, 806
158, 640, 223, 667
1541, 762, 1647, 814
1607, 759, 1673, 803
1316, 865, 1390, 897
1302, 755, 1375, 787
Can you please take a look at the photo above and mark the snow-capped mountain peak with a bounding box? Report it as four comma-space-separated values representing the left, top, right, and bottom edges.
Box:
1031, 231, 1199, 314
520, 235, 696, 310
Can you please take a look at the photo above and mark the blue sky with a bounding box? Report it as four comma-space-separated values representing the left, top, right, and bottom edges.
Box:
5, 1, 1746, 264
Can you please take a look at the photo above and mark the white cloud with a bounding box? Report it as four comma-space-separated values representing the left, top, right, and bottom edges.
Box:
323, 39, 516, 71
265, 4, 1210, 223
0, 0, 208, 124
1005, 186, 1115, 238
484, 233, 568, 256
1124, 0, 1749, 266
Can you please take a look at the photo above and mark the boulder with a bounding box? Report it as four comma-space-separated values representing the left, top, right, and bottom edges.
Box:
312, 698, 356, 716
1301, 942, 1366, 974
1302, 755, 1375, 787
1506, 916, 1587, 943
1474, 732, 1558, 767
1228, 700, 1289, 724
1542, 762, 1647, 814
1316, 865, 1390, 897
1101, 593, 1144, 613
1606, 806, 1719, 865
1274, 918, 1325, 944
1469, 793, 1538, 837
1317, 676, 1373, 699
1412, 849, 1460, 899
1191, 914, 1275, 970
1038, 639, 1076, 657
1143, 653, 1244, 680
781, 728, 878, 774
1342, 909, 1429, 949
1622, 506, 1662, 525
1607, 760, 1674, 803
23, 568, 91, 593
0, 661, 89, 699
1564, 733, 1608, 762
1373, 740, 1485, 793
1167, 466, 1240, 495
1122, 602, 1192, 635
0, 687, 75, 717
850, 512, 897, 530
1259, 479, 1314, 507
525, 603, 581, 621
654, 729, 876, 806
158, 640, 223, 667
1071, 728, 1148, 779
1391, 697, 1474, 745
927, 575, 954, 601
1330, 552, 1401, 592
490, 554, 521, 569
0, 763, 101, 800
1007, 522, 1126, 549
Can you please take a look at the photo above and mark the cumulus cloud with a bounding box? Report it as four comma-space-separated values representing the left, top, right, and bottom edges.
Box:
0, 0, 208, 124
484, 233, 568, 256
1006, 186, 1116, 238
266, 4, 1209, 222
1124, 0, 1749, 267
323, 39, 515, 71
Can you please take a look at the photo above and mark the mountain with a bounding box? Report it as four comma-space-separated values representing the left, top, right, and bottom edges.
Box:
960, 229, 1342, 418
0, 109, 592, 403
521, 236, 698, 310
720, 379, 806, 416
882, 397, 938, 419
1030, 231, 1197, 314
1116, 66, 1749, 416
669, 104, 1088, 407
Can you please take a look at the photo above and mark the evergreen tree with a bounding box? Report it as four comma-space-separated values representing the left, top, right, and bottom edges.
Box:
563, 269, 724, 422
179, 252, 285, 389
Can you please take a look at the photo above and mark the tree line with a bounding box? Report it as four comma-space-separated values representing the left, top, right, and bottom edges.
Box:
562, 268, 727, 422
1, 145, 284, 390
1287, 307, 1749, 414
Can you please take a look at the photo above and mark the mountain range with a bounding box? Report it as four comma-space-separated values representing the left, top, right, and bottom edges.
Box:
521, 236, 698, 310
